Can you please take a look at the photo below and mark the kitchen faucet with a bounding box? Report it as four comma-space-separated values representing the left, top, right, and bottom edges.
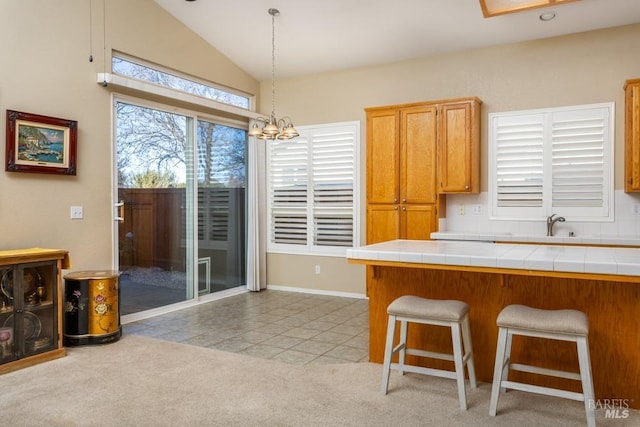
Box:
546, 214, 566, 236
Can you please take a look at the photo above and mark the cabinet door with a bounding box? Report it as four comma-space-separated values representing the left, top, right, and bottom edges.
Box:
22, 262, 57, 358
366, 204, 400, 244
0, 266, 16, 363
401, 205, 437, 240
0, 262, 58, 363
401, 105, 437, 204
438, 100, 480, 193
625, 81, 640, 192
367, 109, 399, 204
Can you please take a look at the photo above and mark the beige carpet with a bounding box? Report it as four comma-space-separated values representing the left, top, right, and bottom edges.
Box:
0, 335, 636, 426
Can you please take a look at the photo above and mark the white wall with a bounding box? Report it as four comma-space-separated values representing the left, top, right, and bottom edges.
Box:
264, 23, 640, 295
0, 1, 258, 272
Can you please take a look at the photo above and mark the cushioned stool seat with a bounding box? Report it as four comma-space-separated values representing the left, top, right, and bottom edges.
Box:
381, 295, 477, 410
489, 304, 595, 427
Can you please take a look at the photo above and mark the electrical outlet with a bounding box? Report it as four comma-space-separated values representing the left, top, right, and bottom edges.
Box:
459, 205, 465, 215
70, 206, 83, 219
633, 204, 640, 215
314, 265, 321, 274
471, 204, 483, 215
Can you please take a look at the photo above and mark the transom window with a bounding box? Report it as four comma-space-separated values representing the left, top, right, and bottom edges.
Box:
112, 54, 250, 109
488, 102, 614, 221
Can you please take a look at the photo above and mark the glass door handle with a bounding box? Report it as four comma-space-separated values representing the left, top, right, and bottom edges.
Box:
115, 200, 125, 223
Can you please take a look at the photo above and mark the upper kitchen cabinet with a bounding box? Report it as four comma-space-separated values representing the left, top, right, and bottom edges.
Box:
365, 102, 438, 244
437, 98, 481, 194
625, 79, 640, 192
366, 104, 437, 205
366, 107, 400, 205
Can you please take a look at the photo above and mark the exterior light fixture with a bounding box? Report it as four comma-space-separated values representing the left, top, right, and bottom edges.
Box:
248, 8, 299, 141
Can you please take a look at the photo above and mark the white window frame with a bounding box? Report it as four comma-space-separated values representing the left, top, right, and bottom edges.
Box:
488, 102, 614, 222
266, 121, 360, 256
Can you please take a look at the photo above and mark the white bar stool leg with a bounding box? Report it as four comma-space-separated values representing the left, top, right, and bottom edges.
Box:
489, 327, 509, 416
398, 319, 408, 375
451, 321, 468, 410
577, 336, 596, 427
500, 329, 513, 394
381, 315, 396, 395
461, 314, 477, 388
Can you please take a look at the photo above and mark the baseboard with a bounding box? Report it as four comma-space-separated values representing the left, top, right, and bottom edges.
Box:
266, 284, 367, 300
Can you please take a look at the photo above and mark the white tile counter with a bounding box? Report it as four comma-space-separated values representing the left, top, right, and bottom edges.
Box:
347, 239, 640, 278
430, 231, 640, 247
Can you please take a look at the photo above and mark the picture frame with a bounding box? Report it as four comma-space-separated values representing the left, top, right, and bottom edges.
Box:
5, 110, 77, 175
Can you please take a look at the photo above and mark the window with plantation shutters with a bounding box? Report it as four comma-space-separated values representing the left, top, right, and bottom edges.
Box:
267, 122, 359, 255
489, 103, 613, 221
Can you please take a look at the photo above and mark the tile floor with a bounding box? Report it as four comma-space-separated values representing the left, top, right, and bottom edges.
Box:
123, 290, 370, 365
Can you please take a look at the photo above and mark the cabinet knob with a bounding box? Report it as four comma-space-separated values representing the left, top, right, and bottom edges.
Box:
394, 198, 398, 203
402, 206, 406, 211
394, 206, 399, 210
465, 185, 469, 190
402, 198, 406, 202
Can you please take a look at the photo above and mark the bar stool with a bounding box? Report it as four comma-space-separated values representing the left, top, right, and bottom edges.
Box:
489, 304, 595, 427
381, 295, 477, 410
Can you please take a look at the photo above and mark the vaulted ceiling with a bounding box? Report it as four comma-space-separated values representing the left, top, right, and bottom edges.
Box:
155, 0, 640, 81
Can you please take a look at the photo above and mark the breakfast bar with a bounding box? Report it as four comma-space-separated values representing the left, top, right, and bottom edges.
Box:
347, 239, 640, 408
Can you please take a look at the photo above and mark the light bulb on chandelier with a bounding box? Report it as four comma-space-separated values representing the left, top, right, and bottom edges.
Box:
248, 8, 299, 141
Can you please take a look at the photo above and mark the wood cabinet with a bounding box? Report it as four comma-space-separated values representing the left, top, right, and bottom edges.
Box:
438, 99, 481, 194
366, 103, 438, 244
0, 248, 69, 374
365, 97, 481, 244
624, 78, 640, 192
366, 204, 437, 244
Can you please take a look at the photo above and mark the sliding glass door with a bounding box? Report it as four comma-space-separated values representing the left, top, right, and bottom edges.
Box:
196, 120, 247, 295
115, 101, 194, 315
114, 98, 247, 317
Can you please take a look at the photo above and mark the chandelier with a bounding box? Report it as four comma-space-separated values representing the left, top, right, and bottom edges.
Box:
248, 8, 299, 140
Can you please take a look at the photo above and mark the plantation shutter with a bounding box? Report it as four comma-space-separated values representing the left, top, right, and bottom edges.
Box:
551, 107, 608, 210
268, 136, 309, 245
494, 114, 545, 208
489, 103, 613, 220
311, 126, 355, 247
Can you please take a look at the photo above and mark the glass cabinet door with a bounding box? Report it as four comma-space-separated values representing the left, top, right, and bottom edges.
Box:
0, 266, 16, 363
0, 261, 57, 362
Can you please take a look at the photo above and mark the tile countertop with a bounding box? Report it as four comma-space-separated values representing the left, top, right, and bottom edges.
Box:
430, 232, 640, 246
346, 239, 640, 277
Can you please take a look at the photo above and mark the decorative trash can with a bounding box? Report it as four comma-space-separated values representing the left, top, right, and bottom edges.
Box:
63, 270, 121, 346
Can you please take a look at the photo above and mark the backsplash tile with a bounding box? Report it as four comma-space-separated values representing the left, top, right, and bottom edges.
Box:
443, 190, 640, 238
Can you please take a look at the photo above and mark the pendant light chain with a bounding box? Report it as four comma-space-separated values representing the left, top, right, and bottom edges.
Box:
271, 8, 276, 118
248, 8, 299, 140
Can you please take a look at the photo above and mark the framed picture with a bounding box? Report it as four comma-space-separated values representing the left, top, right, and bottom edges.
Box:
5, 110, 77, 175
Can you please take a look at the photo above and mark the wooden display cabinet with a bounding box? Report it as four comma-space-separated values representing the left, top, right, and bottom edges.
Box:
624, 78, 640, 192
0, 248, 69, 374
